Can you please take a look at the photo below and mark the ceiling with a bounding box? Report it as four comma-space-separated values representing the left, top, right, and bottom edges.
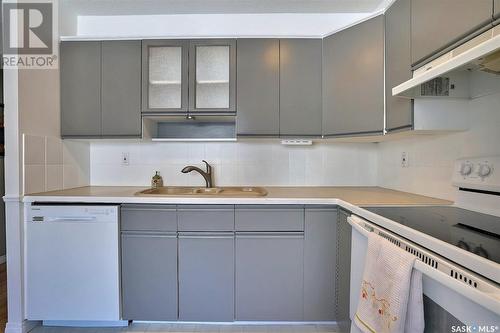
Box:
60, 0, 388, 16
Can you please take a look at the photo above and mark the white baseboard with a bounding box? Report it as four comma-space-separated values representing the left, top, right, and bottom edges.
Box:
0, 255, 6, 264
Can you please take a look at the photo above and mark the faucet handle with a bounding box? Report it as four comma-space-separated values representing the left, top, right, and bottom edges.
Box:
202, 160, 211, 173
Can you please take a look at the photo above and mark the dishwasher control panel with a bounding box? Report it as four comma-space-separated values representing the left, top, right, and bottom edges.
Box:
27, 205, 119, 223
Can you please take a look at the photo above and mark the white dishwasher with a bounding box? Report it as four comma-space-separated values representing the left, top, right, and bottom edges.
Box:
26, 205, 125, 327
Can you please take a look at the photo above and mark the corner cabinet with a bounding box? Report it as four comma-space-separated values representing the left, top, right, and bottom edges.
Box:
385, 0, 413, 132
336, 209, 352, 332
61, 41, 142, 138
322, 15, 385, 137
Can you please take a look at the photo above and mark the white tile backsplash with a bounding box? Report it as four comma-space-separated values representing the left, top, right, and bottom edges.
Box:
24, 165, 46, 194
45, 136, 63, 165
90, 141, 379, 187
23, 134, 90, 194
24, 135, 45, 165
22, 91, 500, 197
377, 91, 500, 201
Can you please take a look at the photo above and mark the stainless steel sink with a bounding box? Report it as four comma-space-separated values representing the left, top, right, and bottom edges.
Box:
136, 186, 267, 197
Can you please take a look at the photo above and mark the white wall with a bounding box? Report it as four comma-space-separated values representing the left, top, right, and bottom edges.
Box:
377, 91, 500, 201
90, 141, 378, 187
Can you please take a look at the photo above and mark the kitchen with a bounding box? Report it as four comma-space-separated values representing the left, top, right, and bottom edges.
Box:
2, 0, 500, 332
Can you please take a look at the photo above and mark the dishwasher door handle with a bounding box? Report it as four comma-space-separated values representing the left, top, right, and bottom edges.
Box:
45, 217, 98, 223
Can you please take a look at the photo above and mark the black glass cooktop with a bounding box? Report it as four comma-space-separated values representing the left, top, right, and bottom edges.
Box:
365, 206, 500, 264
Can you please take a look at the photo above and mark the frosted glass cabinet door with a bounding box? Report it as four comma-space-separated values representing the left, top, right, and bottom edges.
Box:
142, 40, 188, 112
189, 40, 236, 112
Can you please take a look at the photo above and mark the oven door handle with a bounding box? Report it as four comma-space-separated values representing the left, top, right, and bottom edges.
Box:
347, 215, 500, 316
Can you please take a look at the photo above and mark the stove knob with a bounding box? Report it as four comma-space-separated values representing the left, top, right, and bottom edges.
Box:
478, 164, 492, 178
474, 245, 489, 259
460, 163, 473, 176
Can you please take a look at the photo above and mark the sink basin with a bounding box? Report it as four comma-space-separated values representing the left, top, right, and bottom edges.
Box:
136, 186, 267, 197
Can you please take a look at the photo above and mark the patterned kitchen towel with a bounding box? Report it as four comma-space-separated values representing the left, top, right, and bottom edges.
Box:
354, 233, 424, 333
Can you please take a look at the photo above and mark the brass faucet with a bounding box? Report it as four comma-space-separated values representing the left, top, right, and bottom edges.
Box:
181, 160, 214, 188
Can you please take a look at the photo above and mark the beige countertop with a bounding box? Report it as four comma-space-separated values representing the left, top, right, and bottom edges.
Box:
23, 186, 453, 206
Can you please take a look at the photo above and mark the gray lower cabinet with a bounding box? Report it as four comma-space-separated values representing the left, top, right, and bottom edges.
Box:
178, 233, 235, 321
279, 39, 323, 136
121, 232, 178, 321
101, 41, 142, 137
322, 15, 385, 137
385, 0, 413, 132
304, 207, 337, 321
236, 39, 280, 136
60, 41, 101, 137
411, 0, 493, 66
235, 232, 304, 321
336, 209, 352, 332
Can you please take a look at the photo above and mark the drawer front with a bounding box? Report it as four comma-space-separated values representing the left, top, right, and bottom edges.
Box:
121, 204, 177, 232
178, 205, 234, 231
235, 205, 304, 231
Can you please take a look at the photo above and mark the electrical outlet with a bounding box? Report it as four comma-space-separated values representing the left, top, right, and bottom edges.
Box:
121, 152, 130, 166
401, 152, 409, 168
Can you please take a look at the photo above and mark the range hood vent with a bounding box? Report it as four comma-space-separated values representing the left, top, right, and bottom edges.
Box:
393, 27, 500, 98
142, 115, 236, 141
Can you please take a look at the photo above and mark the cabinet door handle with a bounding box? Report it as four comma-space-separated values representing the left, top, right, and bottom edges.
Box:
235, 232, 304, 239
178, 232, 234, 239
121, 231, 177, 238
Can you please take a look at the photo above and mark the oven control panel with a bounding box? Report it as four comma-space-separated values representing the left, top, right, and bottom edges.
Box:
452, 156, 500, 192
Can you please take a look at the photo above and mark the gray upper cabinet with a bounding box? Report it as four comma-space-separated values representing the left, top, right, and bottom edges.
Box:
61, 41, 101, 137
178, 233, 235, 321
61, 41, 142, 138
142, 40, 189, 113
411, 0, 493, 66
279, 39, 323, 136
236, 39, 280, 136
101, 41, 142, 137
495, 0, 500, 19
304, 207, 337, 321
189, 39, 236, 113
385, 0, 413, 132
322, 15, 385, 137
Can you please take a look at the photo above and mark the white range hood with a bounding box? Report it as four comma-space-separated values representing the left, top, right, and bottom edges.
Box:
393, 26, 500, 98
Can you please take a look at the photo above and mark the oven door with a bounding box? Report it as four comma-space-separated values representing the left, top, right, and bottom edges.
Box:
348, 215, 500, 333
